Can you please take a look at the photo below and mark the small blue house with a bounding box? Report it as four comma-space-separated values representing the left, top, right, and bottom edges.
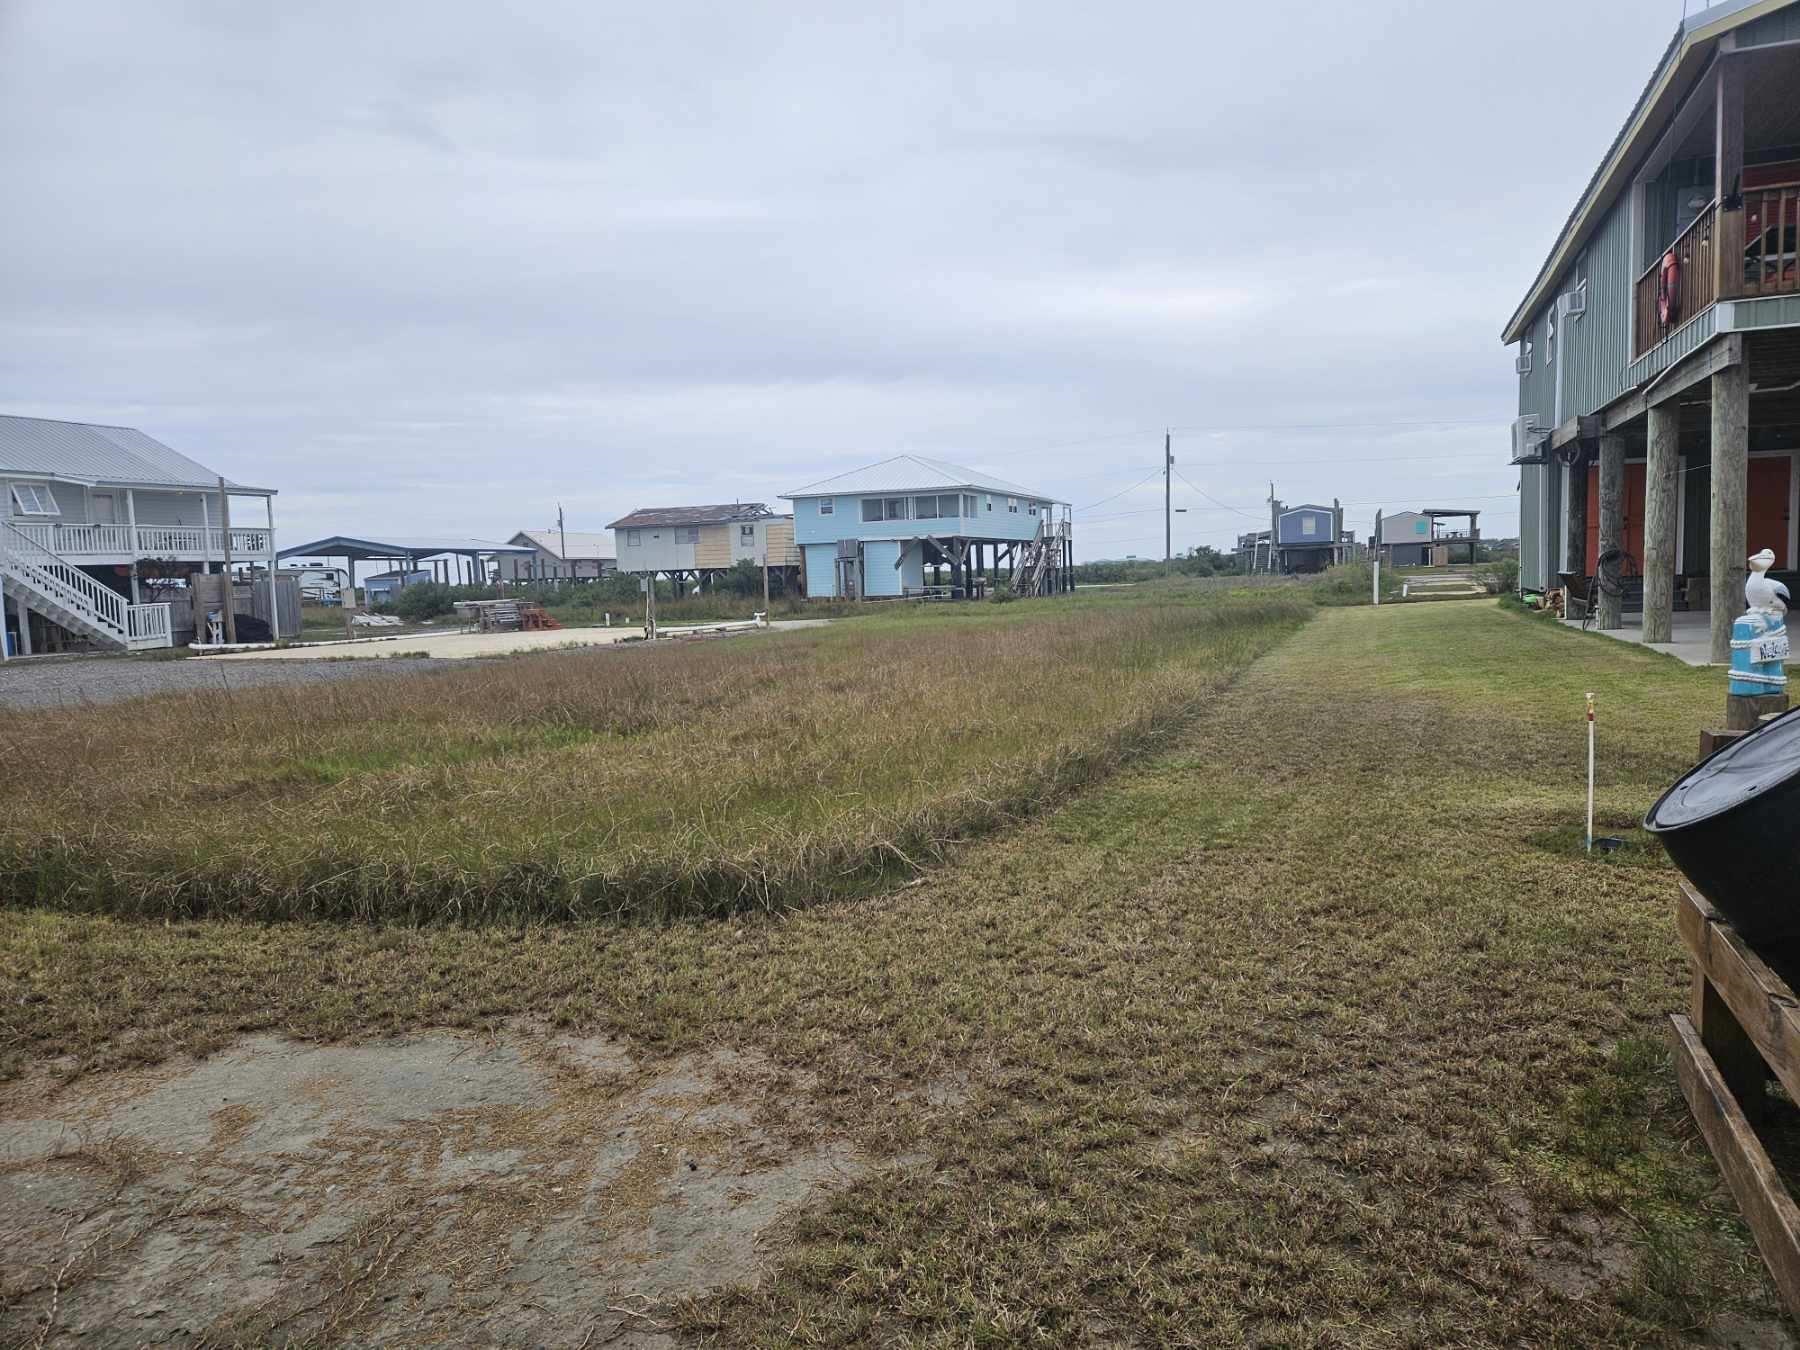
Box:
363, 569, 432, 605
783, 455, 1070, 599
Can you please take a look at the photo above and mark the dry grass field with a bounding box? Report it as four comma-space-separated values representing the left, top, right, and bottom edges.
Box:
0, 587, 1307, 923
3, 597, 1796, 1346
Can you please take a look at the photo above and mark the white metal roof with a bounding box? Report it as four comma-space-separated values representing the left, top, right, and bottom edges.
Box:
278, 534, 536, 561
510, 529, 616, 561
783, 454, 1054, 502
0, 414, 273, 492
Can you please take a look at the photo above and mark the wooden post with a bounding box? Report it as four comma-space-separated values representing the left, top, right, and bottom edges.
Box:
1597, 433, 1626, 630
14, 586, 31, 656
1563, 450, 1588, 587
1712, 362, 1751, 665
1643, 403, 1681, 644
265, 494, 279, 639
1717, 56, 1746, 302
216, 477, 237, 644
124, 488, 140, 604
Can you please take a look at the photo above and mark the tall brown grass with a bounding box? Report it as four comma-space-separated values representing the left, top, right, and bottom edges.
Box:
0, 588, 1307, 923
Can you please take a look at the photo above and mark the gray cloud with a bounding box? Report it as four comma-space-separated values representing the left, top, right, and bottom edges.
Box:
0, 0, 1677, 555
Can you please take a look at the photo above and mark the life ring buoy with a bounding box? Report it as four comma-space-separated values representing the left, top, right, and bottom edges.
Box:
1657, 249, 1680, 327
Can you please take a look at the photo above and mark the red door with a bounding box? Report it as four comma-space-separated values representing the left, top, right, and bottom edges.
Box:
1748, 457, 1793, 568
1586, 463, 1647, 574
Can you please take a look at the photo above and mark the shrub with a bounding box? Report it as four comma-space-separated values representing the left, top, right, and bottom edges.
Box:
392, 581, 456, 622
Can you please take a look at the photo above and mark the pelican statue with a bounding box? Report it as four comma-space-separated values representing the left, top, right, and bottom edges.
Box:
1747, 548, 1790, 617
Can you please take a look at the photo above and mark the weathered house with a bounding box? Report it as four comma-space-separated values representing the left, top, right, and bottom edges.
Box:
498, 529, 616, 582
607, 504, 798, 590
1236, 499, 1353, 573
0, 414, 277, 653
782, 455, 1071, 598
1509, 0, 1800, 658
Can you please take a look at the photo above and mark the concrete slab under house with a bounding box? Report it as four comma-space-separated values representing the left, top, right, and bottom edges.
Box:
0, 413, 280, 655
1508, 0, 1800, 663
782, 454, 1072, 600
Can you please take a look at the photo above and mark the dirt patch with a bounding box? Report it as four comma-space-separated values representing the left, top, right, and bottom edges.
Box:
0, 1031, 867, 1346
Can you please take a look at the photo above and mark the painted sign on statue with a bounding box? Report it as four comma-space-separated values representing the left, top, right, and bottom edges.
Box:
1730, 548, 1790, 696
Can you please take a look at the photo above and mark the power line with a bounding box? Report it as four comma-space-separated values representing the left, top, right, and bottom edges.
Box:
1172, 466, 1261, 520
1075, 468, 1163, 514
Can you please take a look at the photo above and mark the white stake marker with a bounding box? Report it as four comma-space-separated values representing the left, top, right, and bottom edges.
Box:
1586, 692, 1596, 853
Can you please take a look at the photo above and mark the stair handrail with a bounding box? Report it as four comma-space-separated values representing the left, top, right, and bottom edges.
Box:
0, 518, 129, 637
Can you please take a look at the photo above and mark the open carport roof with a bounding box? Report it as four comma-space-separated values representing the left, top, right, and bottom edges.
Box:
278, 534, 536, 563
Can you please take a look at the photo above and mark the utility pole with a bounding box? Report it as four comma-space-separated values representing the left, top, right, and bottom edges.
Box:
557, 503, 568, 589
1164, 430, 1173, 572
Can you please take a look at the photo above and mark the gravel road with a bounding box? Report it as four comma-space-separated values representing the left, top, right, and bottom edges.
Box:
0, 654, 448, 710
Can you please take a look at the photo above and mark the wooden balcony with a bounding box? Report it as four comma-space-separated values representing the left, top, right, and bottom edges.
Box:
9, 523, 273, 562
1634, 188, 1800, 357
1741, 185, 1800, 299
1635, 201, 1718, 358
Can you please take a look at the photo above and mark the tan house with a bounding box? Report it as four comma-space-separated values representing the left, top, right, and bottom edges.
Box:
608, 503, 799, 588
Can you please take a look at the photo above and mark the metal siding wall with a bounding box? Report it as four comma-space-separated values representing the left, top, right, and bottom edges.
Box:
900, 544, 924, 591
1741, 3, 1800, 46
1519, 462, 1546, 591
1564, 199, 1635, 417
803, 544, 838, 597
1733, 294, 1800, 328
1518, 305, 1555, 426
862, 540, 902, 597
1624, 306, 1718, 386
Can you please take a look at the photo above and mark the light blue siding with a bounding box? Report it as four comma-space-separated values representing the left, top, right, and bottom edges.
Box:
863, 540, 902, 597
803, 544, 838, 598
1564, 197, 1636, 418
792, 491, 1043, 546
1623, 305, 1718, 387
899, 543, 924, 591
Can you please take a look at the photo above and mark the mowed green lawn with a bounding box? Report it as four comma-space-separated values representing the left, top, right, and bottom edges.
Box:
4, 599, 1791, 1344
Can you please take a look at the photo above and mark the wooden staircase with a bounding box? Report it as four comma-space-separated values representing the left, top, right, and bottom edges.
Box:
1, 519, 173, 651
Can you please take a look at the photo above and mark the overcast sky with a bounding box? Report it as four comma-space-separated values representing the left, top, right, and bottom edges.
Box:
0, 1, 1683, 559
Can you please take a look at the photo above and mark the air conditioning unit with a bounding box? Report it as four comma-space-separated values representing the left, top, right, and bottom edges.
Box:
1559, 286, 1587, 320
1515, 351, 1532, 375
1510, 414, 1548, 465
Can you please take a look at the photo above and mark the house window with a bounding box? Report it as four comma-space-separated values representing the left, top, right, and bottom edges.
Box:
940, 495, 962, 518
1301, 516, 1318, 536
883, 497, 908, 521
1028, 500, 1039, 516
626, 529, 641, 546
1546, 315, 1556, 366
740, 524, 756, 542
914, 495, 939, 520
9, 483, 59, 516
676, 526, 699, 544
818, 497, 834, 516
1007, 497, 1018, 513
986, 496, 993, 512
862, 498, 883, 523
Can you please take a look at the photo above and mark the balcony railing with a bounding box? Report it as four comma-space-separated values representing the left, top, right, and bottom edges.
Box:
9, 523, 272, 559
1742, 185, 1800, 299
1635, 200, 1718, 358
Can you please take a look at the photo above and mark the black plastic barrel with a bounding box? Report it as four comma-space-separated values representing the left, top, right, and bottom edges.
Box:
1645, 705, 1800, 942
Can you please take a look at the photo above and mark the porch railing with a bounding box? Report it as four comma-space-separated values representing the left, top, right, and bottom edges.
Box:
1635, 200, 1718, 357
1742, 185, 1800, 299
125, 603, 174, 651
5, 524, 272, 558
